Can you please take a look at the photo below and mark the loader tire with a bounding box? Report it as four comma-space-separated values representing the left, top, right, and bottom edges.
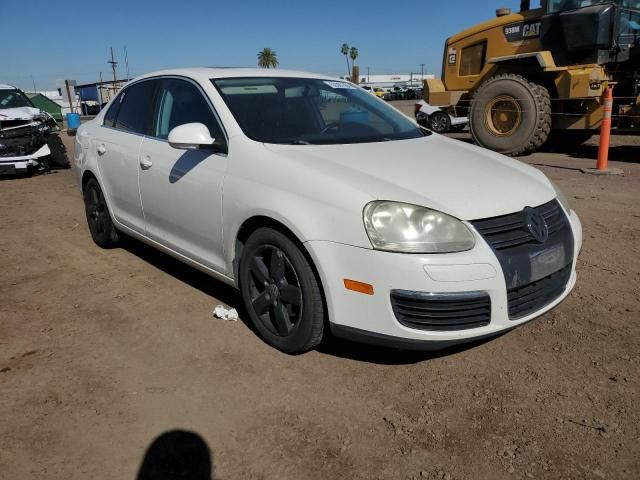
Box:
469, 74, 551, 156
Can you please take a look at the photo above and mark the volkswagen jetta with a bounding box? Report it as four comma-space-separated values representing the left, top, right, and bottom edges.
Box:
74, 68, 582, 353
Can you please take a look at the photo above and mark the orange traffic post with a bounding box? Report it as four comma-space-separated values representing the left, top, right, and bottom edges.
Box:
582, 84, 624, 176
596, 85, 614, 171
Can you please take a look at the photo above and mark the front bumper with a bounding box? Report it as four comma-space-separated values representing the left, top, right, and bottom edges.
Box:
0, 144, 51, 174
305, 209, 582, 349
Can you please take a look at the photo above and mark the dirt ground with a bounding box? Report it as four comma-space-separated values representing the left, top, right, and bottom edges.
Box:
1, 125, 639, 480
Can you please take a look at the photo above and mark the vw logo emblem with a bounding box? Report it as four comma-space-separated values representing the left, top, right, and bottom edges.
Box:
524, 207, 549, 243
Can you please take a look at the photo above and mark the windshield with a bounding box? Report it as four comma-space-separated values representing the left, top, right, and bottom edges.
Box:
212, 77, 428, 145
546, 0, 612, 13
0, 89, 33, 109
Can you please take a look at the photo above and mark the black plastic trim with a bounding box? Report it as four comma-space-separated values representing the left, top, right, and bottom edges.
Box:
391, 290, 491, 331
330, 324, 512, 351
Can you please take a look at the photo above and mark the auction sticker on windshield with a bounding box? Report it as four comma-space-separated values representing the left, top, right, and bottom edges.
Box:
324, 81, 356, 89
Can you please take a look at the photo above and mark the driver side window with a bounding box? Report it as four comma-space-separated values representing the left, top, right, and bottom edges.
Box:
153, 78, 226, 147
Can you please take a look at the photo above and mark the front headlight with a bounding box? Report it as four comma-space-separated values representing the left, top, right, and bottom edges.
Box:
551, 181, 572, 213
363, 201, 476, 253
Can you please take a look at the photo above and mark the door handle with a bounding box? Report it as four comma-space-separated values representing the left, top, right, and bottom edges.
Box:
97, 144, 106, 156
140, 156, 153, 170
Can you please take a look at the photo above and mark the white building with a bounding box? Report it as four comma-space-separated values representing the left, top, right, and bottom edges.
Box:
338, 74, 435, 88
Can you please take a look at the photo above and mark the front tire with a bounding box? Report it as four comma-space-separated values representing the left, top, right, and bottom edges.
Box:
239, 228, 324, 354
83, 178, 119, 248
469, 74, 551, 156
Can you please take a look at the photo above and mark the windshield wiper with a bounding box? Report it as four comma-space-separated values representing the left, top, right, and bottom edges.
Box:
288, 140, 311, 145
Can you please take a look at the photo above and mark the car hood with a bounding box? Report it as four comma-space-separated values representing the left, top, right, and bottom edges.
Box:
265, 134, 555, 221
0, 106, 42, 121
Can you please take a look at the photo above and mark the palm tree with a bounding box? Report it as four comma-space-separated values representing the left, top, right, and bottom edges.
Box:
257, 48, 279, 69
340, 43, 351, 77
349, 46, 359, 67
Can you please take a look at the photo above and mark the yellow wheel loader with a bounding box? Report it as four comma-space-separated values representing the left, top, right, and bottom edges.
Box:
425, 0, 640, 155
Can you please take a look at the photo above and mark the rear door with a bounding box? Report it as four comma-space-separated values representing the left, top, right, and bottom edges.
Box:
138, 77, 229, 271
95, 79, 158, 232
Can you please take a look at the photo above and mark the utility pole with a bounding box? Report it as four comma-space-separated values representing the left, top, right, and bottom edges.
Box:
123, 45, 130, 81
30, 75, 37, 93
420, 63, 425, 82
367, 66, 370, 84
64, 79, 75, 114
108, 47, 118, 96
98, 71, 104, 109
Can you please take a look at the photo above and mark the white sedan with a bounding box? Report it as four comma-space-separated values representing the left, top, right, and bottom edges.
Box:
74, 68, 582, 353
414, 100, 468, 133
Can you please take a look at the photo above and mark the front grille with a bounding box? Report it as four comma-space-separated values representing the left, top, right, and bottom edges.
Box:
471, 200, 566, 251
391, 291, 491, 331
508, 264, 572, 319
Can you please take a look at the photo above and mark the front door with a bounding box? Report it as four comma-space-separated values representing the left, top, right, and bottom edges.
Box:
139, 77, 228, 272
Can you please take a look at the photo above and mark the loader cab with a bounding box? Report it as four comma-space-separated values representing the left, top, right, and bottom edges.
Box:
539, 0, 640, 65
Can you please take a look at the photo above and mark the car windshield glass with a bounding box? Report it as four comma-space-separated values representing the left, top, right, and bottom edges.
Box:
0, 89, 33, 109
546, 0, 609, 13
212, 77, 429, 145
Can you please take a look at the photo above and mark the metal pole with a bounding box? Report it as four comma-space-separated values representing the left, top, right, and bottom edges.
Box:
124, 45, 130, 80
108, 47, 118, 96
421, 63, 425, 81
65, 79, 74, 114
31, 76, 37, 93
98, 72, 104, 110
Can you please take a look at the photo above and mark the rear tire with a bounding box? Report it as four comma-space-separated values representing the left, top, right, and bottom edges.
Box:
83, 178, 119, 248
469, 74, 551, 156
239, 228, 324, 354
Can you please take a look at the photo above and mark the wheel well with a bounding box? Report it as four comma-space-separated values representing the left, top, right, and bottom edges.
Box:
234, 216, 307, 280
493, 61, 558, 98
81, 170, 97, 193
233, 216, 329, 326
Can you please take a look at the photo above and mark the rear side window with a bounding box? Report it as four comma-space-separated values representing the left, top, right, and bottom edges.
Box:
103, 97, 120, 127
110, 80, 157, 134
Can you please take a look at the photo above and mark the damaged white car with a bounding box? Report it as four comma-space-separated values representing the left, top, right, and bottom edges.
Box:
0, 84, 67, 175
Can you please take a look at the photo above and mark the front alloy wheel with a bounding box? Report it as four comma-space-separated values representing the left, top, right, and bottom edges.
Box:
247, 245, 303, 337
239, 228, 324, 353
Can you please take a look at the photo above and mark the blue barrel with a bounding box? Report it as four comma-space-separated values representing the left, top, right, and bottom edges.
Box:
66, 113, 81, 129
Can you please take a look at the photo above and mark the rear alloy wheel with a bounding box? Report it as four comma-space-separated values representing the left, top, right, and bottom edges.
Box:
83, 178, 119, 248
429, 111, 452, 133
470, 74, 551, 156
239, 228, 324, 353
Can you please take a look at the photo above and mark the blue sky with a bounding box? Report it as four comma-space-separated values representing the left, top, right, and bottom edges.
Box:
2, 0, 527, 90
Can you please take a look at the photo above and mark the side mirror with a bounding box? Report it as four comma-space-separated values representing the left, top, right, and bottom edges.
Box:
168, 123, 215, 150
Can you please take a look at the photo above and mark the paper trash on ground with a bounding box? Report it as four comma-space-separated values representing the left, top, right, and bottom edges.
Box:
213, 305, 239, 321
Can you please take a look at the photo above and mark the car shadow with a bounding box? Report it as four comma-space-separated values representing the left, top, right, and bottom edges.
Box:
571, 144, 640, 163
136, 430, 214, 480
317, 331, 508, 365
169, 150, 210, 184
120, 234, 506, 364
119, 235, 250, 329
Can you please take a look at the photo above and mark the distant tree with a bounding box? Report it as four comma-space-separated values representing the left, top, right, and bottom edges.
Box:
340, 43, 351, 77
349, 46, 359, 66
257, 48, 279, 69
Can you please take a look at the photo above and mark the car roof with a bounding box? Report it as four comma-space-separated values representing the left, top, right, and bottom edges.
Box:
133, 67, 339, 83
0, 84, 18, 90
